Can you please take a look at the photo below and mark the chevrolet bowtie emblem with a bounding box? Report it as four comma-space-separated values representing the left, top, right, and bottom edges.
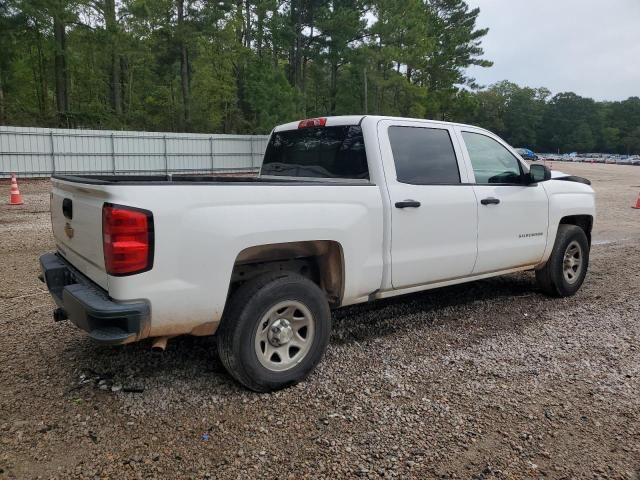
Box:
64, 222, 74, 239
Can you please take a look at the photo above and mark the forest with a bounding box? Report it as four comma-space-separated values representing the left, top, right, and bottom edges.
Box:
1, 0, 639, 154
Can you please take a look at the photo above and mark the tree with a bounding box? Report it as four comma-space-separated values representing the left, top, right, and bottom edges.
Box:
97, 0, 123, 117
315, 0, 367, 114
367, 0, 432, 116
622, 126, 640, 155
601, 127, 620, 153
0, 1, 18, 123
176, 0, 191, 128
539, 92, 599, 153
423, 0, 491, 119
567, 123, 595, 152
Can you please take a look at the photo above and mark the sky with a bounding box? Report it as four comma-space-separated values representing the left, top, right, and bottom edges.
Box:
464, 0, 640, 101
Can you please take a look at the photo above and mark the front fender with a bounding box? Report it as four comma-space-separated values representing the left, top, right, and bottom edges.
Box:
540, 180, 596, 264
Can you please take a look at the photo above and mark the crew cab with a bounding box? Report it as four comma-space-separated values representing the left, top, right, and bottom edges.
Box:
40, 116, 595, 391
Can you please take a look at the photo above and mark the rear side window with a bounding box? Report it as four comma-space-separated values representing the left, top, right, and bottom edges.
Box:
388, 126, 460, 184
261, 126, 368, 179
462, 132, 524, 184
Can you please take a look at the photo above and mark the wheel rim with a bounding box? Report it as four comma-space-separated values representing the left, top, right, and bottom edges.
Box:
562, 240, 583, 284
254, 300, 315, 372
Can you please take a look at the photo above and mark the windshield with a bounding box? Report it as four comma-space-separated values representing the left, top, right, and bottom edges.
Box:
261, 125, 369, 179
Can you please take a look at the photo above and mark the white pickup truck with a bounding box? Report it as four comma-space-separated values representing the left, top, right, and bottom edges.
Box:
40, 115, 595, 391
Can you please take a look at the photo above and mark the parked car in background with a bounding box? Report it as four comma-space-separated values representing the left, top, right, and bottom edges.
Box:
40, 115, 596, 391
516, 148, 539, 161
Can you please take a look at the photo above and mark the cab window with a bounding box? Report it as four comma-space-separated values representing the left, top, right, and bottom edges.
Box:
389, 126, 460, 185
462, 132, 524, 184
262, 126, 369, 179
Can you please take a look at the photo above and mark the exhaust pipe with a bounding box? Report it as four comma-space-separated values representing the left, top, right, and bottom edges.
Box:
151, 336, 171, 352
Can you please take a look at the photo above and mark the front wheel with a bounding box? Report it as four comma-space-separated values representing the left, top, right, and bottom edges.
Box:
536, 224, 590, 297
217, 272, 331, 392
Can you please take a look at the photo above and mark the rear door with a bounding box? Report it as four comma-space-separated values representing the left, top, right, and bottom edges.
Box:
456, 127, 548, 274
51, 179, 109, 288
378, 120, 478, 289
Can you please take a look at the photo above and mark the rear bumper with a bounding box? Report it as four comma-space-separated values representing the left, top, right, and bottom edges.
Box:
39, 253, 148, 345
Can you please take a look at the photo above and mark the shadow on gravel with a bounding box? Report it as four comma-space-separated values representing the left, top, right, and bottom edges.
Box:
331, 272, 542, 345
64, 334, 239, 395
57, 272, 544, 395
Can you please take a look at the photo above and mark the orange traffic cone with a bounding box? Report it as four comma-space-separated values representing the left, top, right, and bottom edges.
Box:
9, 174, 24, 205
633, 192, 640, 209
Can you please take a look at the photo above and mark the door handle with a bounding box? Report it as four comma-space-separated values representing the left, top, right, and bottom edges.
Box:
395, 200, 421, 208
480, 197, 500, 205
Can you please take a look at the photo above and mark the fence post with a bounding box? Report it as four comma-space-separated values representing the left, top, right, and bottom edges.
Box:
49, 131, 56, 175
110, 133, 116, 175
250, 136, 255, 169
163, 135, 168, 175
210, 137, 214, 172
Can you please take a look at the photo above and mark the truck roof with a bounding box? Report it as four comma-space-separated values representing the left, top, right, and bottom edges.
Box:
272, 115, 491, 135
273, 115, 366, 132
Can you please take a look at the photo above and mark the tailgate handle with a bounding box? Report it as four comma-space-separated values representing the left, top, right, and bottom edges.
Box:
62, 198, 73, 219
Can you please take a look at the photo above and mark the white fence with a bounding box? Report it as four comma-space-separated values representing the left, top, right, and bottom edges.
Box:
0, 126, 270, 178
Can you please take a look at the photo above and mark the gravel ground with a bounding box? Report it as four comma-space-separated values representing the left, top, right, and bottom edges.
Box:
1, 163, 639, 479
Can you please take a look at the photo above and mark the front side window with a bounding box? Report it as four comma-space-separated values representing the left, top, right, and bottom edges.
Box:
388, 126, 460, 184
462, 132, 524, 184
262, 126, 368, 179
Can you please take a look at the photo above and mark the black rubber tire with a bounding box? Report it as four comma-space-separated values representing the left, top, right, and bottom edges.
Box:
217, 272, 331, 392
535, 224, 590, 297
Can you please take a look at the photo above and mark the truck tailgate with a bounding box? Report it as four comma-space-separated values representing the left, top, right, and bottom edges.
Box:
51, 179, 109, 289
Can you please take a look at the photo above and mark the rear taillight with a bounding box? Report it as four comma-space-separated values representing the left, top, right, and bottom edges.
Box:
102, 204, 154, 276
298, 117, 327, 128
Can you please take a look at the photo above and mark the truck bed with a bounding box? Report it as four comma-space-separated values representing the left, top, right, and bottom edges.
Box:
53, 174, 372, 186
48, 172, 385, 338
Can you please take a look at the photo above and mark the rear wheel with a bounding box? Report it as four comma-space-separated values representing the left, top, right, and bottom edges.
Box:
217, 272, 331, 392
536, 224, 589, 297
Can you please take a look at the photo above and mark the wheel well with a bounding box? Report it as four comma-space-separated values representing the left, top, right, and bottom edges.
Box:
560, 215, 593, 246
230, 241, 344, 307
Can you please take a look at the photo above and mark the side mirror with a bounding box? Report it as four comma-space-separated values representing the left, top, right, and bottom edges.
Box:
528, 163, 551, 184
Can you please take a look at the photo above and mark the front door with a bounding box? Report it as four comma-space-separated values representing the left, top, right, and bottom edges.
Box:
378, 120, 478, 289
458, 128, 549, 274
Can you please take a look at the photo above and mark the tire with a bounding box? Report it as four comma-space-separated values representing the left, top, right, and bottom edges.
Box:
217, 271, 331, 392
536, 224, 589, 297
